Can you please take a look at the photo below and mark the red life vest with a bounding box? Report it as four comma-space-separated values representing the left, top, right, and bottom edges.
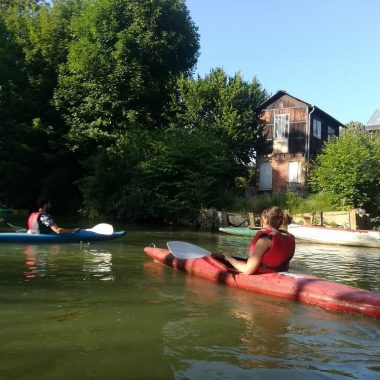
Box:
249, 228, 295, 274
27, 212, 41, 233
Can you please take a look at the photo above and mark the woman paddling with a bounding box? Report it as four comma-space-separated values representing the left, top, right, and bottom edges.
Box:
224, 206, 295, 274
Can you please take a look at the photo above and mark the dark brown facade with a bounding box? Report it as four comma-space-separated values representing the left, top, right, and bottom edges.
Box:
256, 91, 343, 192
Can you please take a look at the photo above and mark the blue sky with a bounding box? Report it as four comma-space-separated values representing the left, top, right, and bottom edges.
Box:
185, 0, 380, 125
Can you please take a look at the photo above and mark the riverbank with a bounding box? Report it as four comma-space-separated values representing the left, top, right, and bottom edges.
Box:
195, 208, 373, 232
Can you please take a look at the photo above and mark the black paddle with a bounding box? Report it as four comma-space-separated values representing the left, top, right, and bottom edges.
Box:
0, 217, 27, 232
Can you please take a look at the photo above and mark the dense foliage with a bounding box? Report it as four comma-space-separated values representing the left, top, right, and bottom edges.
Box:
6, 1, 377, 225
309, 123, 380, 213
168, 69, 267, 166
54, 0, 200, 154
0, 0, 83, 210
1, 0, 268, 222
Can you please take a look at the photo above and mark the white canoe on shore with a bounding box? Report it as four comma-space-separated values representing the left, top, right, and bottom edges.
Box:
288, 224, 380, 248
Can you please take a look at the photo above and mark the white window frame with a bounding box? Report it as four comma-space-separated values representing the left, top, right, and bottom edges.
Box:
313, 119, 322, 139
274, 114, 290, 139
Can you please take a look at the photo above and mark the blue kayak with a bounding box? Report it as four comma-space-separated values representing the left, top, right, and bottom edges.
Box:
0, 208, 13, 214
0, 230, 126, 244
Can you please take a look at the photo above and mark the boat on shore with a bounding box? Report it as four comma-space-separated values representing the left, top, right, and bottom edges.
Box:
218, 227, 261, 237
144, 245, 380, 318
288, 224, 380, 248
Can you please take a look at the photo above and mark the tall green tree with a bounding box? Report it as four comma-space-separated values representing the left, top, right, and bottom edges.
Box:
54, 0, 200, 154
0, 0, 84, 208
167, 68, 268, 189
2, 0, 83, 126
0, 4, 43, 206
169, 68, 267, 165
309, 122, 380, 211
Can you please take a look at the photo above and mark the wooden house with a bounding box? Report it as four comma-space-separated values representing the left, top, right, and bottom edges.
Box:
256, 90, 344, 193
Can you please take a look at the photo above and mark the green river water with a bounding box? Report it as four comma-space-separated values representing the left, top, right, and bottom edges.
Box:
0, 222, 379, 379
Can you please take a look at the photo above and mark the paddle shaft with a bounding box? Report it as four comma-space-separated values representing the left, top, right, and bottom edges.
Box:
0, 218, 27, 232
167, 241, 245, 261
0, 217, 115, 235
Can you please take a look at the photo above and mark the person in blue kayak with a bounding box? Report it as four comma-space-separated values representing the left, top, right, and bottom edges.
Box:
0, 194, 9, 209
27, 197, 80, 234
224, 206, 295, 274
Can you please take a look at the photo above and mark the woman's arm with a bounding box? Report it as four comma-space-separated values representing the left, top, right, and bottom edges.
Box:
225, 237, 271, 275
49, 223, 80, 234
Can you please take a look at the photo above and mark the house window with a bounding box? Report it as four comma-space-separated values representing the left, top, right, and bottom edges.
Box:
288, 161, 301, 183
259, 162, 272, 190
313, 119, 321, 139
274, 114, 289, 139
327, 126, 335, 140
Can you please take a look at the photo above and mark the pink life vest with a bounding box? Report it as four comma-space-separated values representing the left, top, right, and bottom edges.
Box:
27, 212, 41, 234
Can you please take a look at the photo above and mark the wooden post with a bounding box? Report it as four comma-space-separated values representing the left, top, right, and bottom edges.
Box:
248, 213, 255, 228
303, 215, 312, 226
221, 211, 229, 227
349, 209, 357, 229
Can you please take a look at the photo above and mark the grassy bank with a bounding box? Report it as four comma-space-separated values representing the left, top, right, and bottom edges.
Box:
223, 192, 339, 215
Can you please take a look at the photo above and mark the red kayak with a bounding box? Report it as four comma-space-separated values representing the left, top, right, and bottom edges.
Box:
144, 246, 380, 318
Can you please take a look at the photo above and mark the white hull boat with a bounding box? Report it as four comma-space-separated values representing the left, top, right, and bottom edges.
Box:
288, 224, 380, 248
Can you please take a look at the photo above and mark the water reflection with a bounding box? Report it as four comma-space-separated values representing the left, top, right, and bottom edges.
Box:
22, 244, 114, 282
82, 248, 113, 281
148, 261, 380, 379
23, 245, 61, 281
295, 243, 380, 292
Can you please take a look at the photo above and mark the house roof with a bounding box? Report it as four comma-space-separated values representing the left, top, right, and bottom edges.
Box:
258, 90, 345, 127
365, 109, 380, 131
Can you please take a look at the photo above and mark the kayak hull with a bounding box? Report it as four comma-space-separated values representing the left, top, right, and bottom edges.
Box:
144, 246, 380, 318
0, 230, 126, 244
219, 227, 260, 237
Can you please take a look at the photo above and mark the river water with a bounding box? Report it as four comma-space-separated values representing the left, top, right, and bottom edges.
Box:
0, 224, 379, 379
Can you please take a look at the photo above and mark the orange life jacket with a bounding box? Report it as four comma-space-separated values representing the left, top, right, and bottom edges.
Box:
249, 228, 295, 274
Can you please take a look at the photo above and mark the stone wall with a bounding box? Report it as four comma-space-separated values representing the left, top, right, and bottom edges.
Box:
292, 209, 372, 230
195, 209, 259, 231
197, 208, 373, 232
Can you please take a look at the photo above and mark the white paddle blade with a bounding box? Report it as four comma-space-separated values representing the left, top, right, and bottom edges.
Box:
86, 223, 114, 235
167, 241, 211, 260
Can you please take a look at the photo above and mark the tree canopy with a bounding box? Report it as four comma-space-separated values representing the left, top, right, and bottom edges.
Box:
76, 67, 268, 222
309, 122, 380, 212
54, 0, 200, 153
168, 68, 267, 166
0, 0, 85, 209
